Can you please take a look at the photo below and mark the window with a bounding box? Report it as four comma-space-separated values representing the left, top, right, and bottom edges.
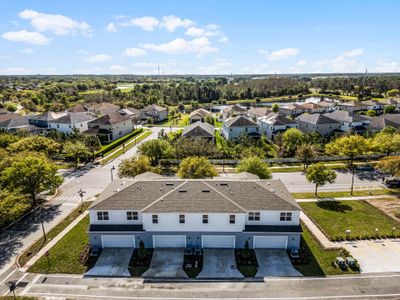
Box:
97, 211, 109, 220
152, 214, 158, 224
179, 214, 185, 224
127, 211, 138, 220
229, 215, 236, 224
280, 212, 292, 221
202, 214, 208, 224
248, 212, 260, 221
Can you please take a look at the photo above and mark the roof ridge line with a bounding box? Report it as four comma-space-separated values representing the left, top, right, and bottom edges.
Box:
202, 181, 247, 213
254, 181, 300, 210
140, 181, 188, 212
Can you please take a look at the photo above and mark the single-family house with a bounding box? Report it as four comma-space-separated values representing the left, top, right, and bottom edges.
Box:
324, 110, 370, 133
68, 104, 88, 113
88, 172, 302, 250
140, 104, 168, 123
380, 98, 400, 111
28, 111, 67, 129
296, 113, 341, 137
84, 112, 133, 144
182, 121, 215, 141
257, 113, 298, 140
279, 103, 303, 117
48, 113, 96, 133
86, 102, 120, 116
222, 104, 247, 120
337, 100, 368, 113
118, 107, 140, 126
0, 114, 40, 133
366, 114, 400, 133
246, 107, 271, 121
317, 101, 338, 112
189, 108, 212, 124
222, 116, 260, 140
298, 102, 325, 114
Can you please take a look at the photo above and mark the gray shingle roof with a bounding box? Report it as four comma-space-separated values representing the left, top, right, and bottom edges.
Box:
88, 112, 130, 125
259, 112, 297, 126
189, 108, 211, 118
182, 121, 215, 137
296, 113, 340, 125
224, 116, 259, 128
324, 110, 368, 123
141, 104, 167, 112
90, 177, 300, 213
247, 107, 271, 118
50, 112, 95, 124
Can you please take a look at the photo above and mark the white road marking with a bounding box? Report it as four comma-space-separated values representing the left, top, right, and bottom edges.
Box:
2, 272, 27, 296
0, 269, 16, 285
20, 274, 40, 295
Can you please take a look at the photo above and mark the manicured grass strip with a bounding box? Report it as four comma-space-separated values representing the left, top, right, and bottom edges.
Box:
29, 215, 90, 274
95, 128, 144, 157
18, 202, 92, 267
148, 113, 190, 127
101, 131, 152, 165
300, 200, 399, 241
292, 188, 399, 199
0, 297, 38, 300
237, 265, 258, 277
296, 224, 358, 276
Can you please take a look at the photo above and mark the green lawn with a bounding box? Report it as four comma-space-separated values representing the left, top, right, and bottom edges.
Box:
296, 224, 359, 276
300, 200, 399, 240
28, 215, 91, 274
18, 202, 92, 267
149, 113, 190, 127
292, 188, 399, 199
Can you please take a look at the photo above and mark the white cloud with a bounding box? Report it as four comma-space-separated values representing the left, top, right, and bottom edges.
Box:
110, 64, 128, 73
123, 48, 147, 57
340, 48, 364, 58
18, 9, 92, 36
197, 58, 233, 74
130, 16, 159, 31
0, 67, 35, 75
86, 54, 112, 63
296, 60, 307, 67
375, 60, 400, 72
132, 61, 177, 68
106, 22, 117, 32
218, 36, 229, 43
20, 48, 34, 54
77, 49, 88, 54
141, 37, 218, 56
0, 54, 12, 60
160, 15, 194, 32
259, 48, 299, 61
2, 30, 49, 45
185, 26, 222, 37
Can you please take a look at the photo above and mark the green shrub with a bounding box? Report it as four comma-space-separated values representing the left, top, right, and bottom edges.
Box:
95, 128, 143, 157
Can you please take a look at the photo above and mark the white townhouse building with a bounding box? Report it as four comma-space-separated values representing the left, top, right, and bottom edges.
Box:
88, 173, 302, 249
48, 113, 96, 133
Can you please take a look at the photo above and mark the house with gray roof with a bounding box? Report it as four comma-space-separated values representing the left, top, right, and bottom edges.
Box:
48, 112, 96, 133
0, 114, 40, 133
257, 112, 298, 140
88, 173, 302, 249
324, 110, 370, 133
140, 104, 168, 123
296, 113, 341, 136
246, 107, 271, 121
28, 111, 67, 129
182, 121, 215, 141
222, 115, 260, 140
366, 114, 400, 133
189, 108, 211, 124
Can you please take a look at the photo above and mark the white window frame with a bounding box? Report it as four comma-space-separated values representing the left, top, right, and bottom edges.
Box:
97, 211, 109, 221
127, 211, 138, 221
229, 214, 236, 224
202, 214, 208, 224
248, 211, 260, 221
152, 214, 158, 224
280, 212, 292, 221
179, 214, 185, 224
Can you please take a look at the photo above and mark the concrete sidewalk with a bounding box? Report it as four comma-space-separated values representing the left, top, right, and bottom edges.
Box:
296, 194, 394, 202
300, 212, 338, 249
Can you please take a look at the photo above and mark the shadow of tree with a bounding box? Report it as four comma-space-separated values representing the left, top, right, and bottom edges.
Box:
316, 201, 353, 213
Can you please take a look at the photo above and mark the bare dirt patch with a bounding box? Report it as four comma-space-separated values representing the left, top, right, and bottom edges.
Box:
367, 197, 400, 222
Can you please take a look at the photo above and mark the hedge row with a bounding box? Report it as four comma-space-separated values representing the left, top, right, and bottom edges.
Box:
95, 128, 143, 157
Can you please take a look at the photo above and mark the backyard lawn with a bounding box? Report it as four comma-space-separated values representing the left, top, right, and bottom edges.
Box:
296, 224, 359, 276
28, 215, 91, 274
292, 188, 399, 199
300, 200, 399, 240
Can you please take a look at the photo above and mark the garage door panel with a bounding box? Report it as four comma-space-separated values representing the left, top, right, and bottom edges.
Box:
102, 235, 135, 248
253, 236, 287, 249
202, 235, 235, 248
153, 235, 186, 248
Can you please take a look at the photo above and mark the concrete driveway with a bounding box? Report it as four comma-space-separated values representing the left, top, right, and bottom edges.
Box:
255, 249, 302, 277
342, 239, 400, 273
142, 248, 188, 278
198, 249, 243, 279
85, 248, 133, 277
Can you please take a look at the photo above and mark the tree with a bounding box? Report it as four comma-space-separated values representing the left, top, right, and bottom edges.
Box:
84, 135, 102, 160
7, 135, 61, 156
282, 128, 304, 157
387, 89, 400, 98
138, 139, 173, 166
366, 109, 376, 117
174, 137, 219, 159
118, 155, 159, 178
0, 189, 30, 229
177, 156, 217, 179
376, 156, 400, 177
325, 135, 370, 194
64, 141, 91, 169
295, 143, 318, 170
205, 115, 215, 125
372, 130, 400, 156
306, 163, 337, 196
384, 105, 396, 114
271, 103, 279, 113
237, 156, 272, 179
1, 153, 63, 206
0, 133, 19, 148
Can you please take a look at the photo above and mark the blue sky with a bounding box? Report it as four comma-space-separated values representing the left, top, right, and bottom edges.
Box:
0, 0, 399, 75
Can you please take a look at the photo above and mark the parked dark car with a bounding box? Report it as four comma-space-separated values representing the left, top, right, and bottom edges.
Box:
356, 164, 374, 172
385, 179, 400, 188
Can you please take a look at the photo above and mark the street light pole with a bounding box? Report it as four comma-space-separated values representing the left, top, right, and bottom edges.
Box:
78, 188, 86, 212
36, 213, 47, 243
111, 166, 115, 181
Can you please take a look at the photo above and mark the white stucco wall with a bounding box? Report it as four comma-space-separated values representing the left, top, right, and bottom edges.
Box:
90, 210, 143, 225
222, 125, 259, 140
49, 121, 90, 133
245, 211, 300, 226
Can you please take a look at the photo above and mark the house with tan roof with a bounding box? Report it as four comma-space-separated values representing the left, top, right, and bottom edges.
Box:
140, 104, 168, 123
189, 108, 211, 124
88, 173, 302, 249
86, 102, 120, 116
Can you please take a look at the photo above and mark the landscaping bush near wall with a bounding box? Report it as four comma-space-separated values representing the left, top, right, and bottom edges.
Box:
95, 128, 143, 157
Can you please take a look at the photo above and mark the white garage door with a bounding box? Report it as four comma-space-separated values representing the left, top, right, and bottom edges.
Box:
202, 235, 235, 248
153, 235, 186, 248
101, 235, 135, 248
253, 236, 288, 249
